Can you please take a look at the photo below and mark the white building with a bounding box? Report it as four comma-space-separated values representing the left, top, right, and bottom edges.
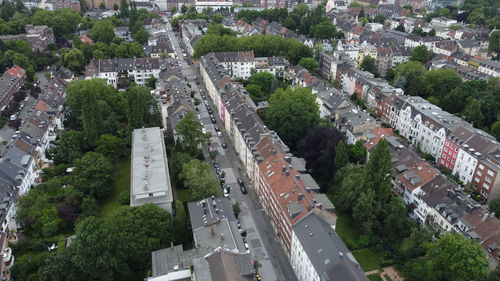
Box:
130, 127, 173, 214
290, 212, 368, 281
84, 58, 164, 88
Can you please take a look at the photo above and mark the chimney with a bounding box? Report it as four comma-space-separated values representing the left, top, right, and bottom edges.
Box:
482, 212, 489, 222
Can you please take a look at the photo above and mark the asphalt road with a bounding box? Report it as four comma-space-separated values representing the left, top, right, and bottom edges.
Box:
162, 19, 298, 281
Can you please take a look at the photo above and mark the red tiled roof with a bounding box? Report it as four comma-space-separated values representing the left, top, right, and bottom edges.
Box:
35, 101, 48, 112
6, 65, 26, 78
364, 127, 394, 151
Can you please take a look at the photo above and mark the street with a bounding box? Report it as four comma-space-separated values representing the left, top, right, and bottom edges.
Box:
162, 19, 298, 281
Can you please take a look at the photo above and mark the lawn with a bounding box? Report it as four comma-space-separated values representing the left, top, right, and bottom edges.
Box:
352, 247, 386, 272
367, 274, 383, 281
99, 160, 131, 217
335, 210, 363, 249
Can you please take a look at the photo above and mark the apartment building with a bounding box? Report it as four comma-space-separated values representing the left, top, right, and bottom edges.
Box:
290, 211, 368, 281
0, 66, 26, 112
212, 51, 289, 79
200, 52, 336, 255
180, 19, 208, 56
85, 58, 165, 88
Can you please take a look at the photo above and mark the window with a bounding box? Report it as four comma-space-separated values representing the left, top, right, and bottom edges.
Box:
479, 164, 484, 170
477, 171, 482, 176
483, 183, 490, 190
475, 177, 480, 183
487, 170, 494, 177
486, 177, 492, 183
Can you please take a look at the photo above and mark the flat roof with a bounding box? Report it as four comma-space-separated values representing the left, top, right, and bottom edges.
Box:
131, 127, 173, 209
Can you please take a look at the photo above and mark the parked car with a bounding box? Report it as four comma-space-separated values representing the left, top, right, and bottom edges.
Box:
240, 185, 247, 194
217, 131, 222, 138
211, 117, 216, 124
222, 143, 227, 149
237, 178, 244, 187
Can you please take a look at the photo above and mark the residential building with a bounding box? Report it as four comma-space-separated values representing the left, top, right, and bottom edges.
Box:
291, 212, 368, 281
85, 58, 165, 88
195, 0, 234, 12
319, 52, 340, 81
114, 26, 132, 42
0, 66, 26, 112
211, 51, 289, 79
130, 127, 173, 214
45, 0, 81, 11
25, 25, 55, 52
85, 0, 124, 9
180, 19, 208, 55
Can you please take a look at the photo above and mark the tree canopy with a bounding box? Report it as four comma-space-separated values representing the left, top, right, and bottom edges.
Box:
410, 45, 430, 63
265, 87, 320, 144
176, 111, 209, 155
179, 159, 219, 201
72, 152, 114, 199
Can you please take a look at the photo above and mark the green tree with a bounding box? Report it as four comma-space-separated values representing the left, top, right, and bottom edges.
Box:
48, 130, 86, 164
176, 111, 209, 155
463, 99, 486, 128
488, 197, 500, 218
173, 200, 188, 244
335, 164, 366, 211
119, 0, 128, 17
373, 14, 386, 24
411, 26, 425, 36
124, 85, 162, 130
395, 24, 405, 32
146, 76, 157, 89
206, 23, 236, 36
298, 57, 319, 73
132, 27, 149, 45
427, 234, 489, 281
334, 140, 348, 171
394, 61, 427, 96
266, 87, 320, 144
410, 45, 430, 63
61, 48, 85, 72
309, 21, 337, 39
169, 152, 195, 183
95, 134, 126, 161
352, 189, 378, 235
365, 139, 392, 203
360, 56, 379, 77
179, 159, 219, 201
89, 20, 115, 44
212, 13, 223, 24
489, 30, 500, 57
423, 68, 462, 100
347, 141, 366, 163
72, 152, 114, 199
181, 4, 187, 13
382, 197, 411, 243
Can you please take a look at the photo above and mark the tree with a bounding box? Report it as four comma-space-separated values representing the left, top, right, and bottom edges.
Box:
365, 139, 393, 205
488, 267, 500, 281
89, 20, 115, 44
61, 48, 85, 72
298, 57, 319, 73
352, 189, 379, 235
296, 126, 343, 180
347, 141, 366, 163
424, 68, 462, 100
382, 197, 411, 243
411, 26, 425, 36
266, 87, 320, 144
489, 30, 500, 57
146, 76, 157, 89
373, 14, 386, 24
394, 61, 427, 96
173, 200, 188, 244
95, 134, 126, 161
181, 4, 187, 13
410, 45, 430, 63
360, 56, 379, 77
212, 13, 223, 24
427, 234, 489, 281
488, 197, 500, 218
463, 99, 486, 128
206, 23, 236, 36
176, 111, 209, 155
395, 24, 405, 32
334, 140, 348, 171
309, 21, 337, 39
119, 0, 129, 18
132, 27, 149, 45
246, 71, 278, 95
179, 159, 219, 201
72, 152, 114, 199
48, 130, 86, 164
124, 86, 162, 130
428, 29, 436, 36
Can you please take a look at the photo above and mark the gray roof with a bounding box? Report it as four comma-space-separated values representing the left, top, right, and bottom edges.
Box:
294, 213, 368, 281
130, 127, 173, 210
188, 197, 235, 230
151, 245, 198, 277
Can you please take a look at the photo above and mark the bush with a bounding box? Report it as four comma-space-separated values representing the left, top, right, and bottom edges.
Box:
118, 191, 130, 205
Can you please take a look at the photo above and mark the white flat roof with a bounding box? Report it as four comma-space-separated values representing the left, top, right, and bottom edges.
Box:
131, 127, 173, 208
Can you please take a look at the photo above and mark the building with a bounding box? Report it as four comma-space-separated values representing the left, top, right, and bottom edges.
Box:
25, 25, 55, 52
180, 19, 208, 56
130, 127, 173, 214
0, 66, 26, 112
85, 58, 165, 88
85, 0, 125, 9
45, 0, 81, 11
195, 0, 234, 12
291, 212, 368, 281
211, 51, 289, 79
114, 26, 132, 42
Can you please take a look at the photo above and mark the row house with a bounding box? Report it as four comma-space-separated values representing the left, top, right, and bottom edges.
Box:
84, 57, 166, 88
114, 26, 133, 42
432, 40, 458, 56
319, 52, 340, 80
475, 59, 500, 78
144, 37, 176, 58
200, 53, 336, 256
404, 34, 444, 50
375, 45, 411, 77
0, 66, 26, 112
179, 19, 208, 56
357, 42, 377, 66
45, 0, 81, 11
370, 131, 499, 267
